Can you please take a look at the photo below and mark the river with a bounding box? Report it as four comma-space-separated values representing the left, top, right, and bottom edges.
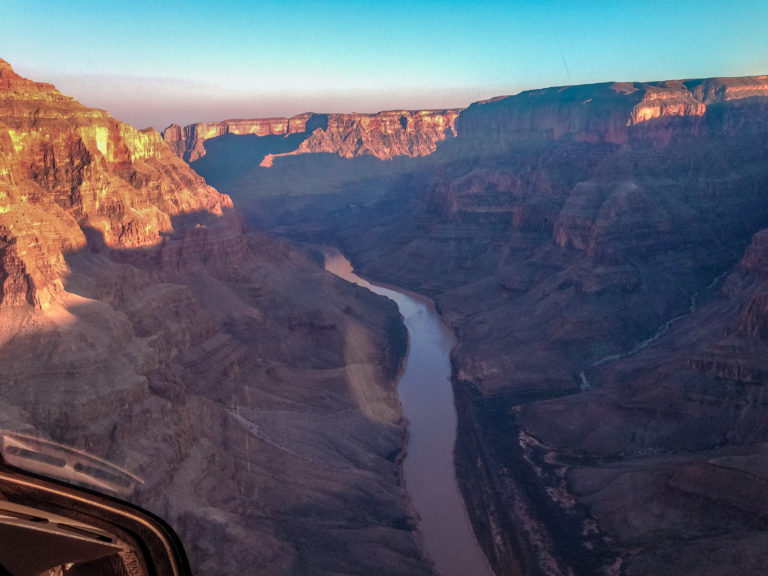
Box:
323, 249, 494, 576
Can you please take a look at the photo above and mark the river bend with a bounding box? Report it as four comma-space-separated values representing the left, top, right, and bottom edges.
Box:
323, 249, 493, 576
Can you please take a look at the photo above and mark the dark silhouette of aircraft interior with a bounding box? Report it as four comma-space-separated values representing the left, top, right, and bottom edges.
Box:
0, 431, 190, 576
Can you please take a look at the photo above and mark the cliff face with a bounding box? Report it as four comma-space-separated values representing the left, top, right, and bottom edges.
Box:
457, 76, 768, 145
163, 114, 313, 162
0, 58, 231, 309
0, 59, 434, 576
163, 109, 459, 163
206, 74, 768, 576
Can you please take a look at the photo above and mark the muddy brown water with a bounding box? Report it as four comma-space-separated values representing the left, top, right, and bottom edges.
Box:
324, 249, 494, 576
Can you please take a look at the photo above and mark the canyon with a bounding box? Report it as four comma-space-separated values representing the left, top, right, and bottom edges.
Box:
189, 75, 768, 575
4, 54, 768, 576
0, 59, 434, 576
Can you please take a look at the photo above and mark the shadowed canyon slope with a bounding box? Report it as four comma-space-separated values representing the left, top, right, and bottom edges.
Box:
0, 59, 435, 576
193, 75, 768, 575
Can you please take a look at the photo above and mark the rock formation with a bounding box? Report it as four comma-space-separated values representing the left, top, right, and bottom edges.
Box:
163, 109, 460, 164
201, 74, 768, 575
163, 114, 313, 162
457, 76, 768, 145
0, 58, 434, 576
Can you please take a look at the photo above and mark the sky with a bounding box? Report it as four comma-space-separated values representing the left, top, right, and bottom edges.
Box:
2, 0, 767, 130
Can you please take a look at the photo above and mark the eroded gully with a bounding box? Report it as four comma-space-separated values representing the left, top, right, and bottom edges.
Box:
579, 269, 729, 389
323, 248, 494, 576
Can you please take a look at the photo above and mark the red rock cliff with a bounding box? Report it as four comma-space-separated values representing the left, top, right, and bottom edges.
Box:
163, 109, 460, 163
0, 57, 232, 308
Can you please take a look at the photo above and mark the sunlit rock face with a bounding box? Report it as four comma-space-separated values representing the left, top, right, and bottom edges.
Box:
0, 59, 433, 576
163, 114, 312, 162
163, 109, 460, 163
0, 58, 231, 308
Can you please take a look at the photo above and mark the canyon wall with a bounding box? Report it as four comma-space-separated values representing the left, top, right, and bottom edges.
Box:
203, 74, 768, 576
0, 58, 434, 576
0, 58, 230, 309
163, 114, 313, 161
456, 75, 768, 145
163, 109, 460, 164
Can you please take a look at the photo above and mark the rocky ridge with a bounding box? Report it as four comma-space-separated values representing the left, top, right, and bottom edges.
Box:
163, 109, 460, 164
0, 58, 434, 576
457, 75, 768, 145
0, 57, 231, 308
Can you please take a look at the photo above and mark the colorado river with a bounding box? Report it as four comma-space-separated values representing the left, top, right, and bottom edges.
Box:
323, 249, 494, 576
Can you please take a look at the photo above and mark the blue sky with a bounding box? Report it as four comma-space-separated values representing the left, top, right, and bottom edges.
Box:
2, 0, 767, 129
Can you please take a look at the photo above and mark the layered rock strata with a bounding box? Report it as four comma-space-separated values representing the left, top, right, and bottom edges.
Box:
457, 75, 768, 145
200, 74, 768, 575
0, 58, 434, 576
163, 109, 460, 163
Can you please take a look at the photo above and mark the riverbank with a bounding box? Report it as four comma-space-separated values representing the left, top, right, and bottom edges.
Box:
321, 246, 494, 576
